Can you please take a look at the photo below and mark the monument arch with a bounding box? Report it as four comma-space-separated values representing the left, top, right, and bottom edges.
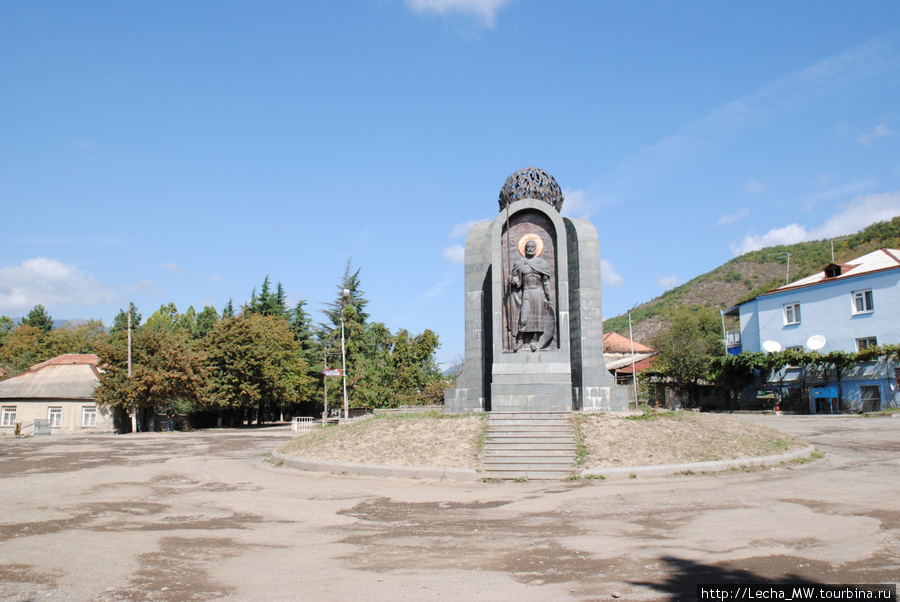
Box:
446, 167, 628, 413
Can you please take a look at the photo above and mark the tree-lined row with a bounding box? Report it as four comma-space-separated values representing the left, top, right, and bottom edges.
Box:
0, 270, 444, 423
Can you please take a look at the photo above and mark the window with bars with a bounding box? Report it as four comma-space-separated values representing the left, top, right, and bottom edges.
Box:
49, 407, 62, 427
860, 385, 881, 412
2, 406, 16, 427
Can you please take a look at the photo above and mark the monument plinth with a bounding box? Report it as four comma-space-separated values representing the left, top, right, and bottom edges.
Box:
446, 167, 628, 413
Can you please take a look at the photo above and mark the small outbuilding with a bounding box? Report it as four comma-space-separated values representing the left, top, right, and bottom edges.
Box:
603, 332, 656, 386
0, 354, 115, 434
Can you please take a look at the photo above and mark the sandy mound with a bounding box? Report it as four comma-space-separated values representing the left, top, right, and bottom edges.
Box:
278, 409, 807, 473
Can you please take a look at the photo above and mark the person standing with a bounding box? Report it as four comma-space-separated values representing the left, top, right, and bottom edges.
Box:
166, 408, 175, 432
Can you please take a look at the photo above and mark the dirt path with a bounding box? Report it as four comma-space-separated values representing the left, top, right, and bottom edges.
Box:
1, 415, 898, 601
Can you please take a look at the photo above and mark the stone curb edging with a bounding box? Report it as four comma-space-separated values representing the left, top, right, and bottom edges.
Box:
272, 445, 816, 482
579, 445, 817, 480
270, 450, 480, 482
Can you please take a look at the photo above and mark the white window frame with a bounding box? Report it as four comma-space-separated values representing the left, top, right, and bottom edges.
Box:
784, 303, 801, 325
48, 406, 63, 428
82, 406, 97, 427
853, 289, 874, 314
856, 337, 878, 351
2, 406, 16, 427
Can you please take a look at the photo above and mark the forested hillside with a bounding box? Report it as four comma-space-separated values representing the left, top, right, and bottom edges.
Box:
604, 216, 900, 344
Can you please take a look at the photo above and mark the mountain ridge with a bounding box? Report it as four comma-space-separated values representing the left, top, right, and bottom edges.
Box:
603, 216, 900, 345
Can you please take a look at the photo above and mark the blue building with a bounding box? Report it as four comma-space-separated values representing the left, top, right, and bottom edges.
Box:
724, 249, 900, 412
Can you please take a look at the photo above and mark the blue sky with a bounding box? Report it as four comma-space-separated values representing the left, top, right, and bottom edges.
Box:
2, 1, 899, 366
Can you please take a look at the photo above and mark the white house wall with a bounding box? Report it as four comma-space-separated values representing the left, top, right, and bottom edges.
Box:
0, 400, 114, 433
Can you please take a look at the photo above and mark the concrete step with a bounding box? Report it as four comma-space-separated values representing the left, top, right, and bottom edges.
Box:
487, 427, 572, 433
483, 449, 576, 457
486, 445, 575, 452
488, 410, 571, 418
481, 411, 577, 480
485, 434, 574, 443
484, 470, 574, 480
488, 420, 572, 428
484, 458, 572, 472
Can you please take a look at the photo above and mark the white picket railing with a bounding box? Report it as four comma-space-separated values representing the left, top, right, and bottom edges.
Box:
291, 417, 314, 432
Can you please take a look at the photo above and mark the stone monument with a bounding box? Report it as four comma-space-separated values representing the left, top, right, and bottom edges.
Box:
445, 167, 628, 413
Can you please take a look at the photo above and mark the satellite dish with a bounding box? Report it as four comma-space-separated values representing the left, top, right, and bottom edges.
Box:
762, 340, 782, 353
807, 335, 826, 351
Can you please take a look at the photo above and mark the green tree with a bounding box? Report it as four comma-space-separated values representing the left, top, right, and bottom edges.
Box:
321, 264, 372, 407
222, 298, 235, 319
389, 328, 443, 406
202, 313, 310, 425
0, 324, 45, 374
144, 303, 181, 331
44, 320, 109, 357
22, 304, 54, 333
95, 326, 207, 429
0, 315, 14, 347
247, 276, 287, 318
652, 305, 724, 408
110, 302, 142, 335
178, 306, 197, 332
193, 305, 219, 339
710, 352, 767, 410
289, 300, 323, 404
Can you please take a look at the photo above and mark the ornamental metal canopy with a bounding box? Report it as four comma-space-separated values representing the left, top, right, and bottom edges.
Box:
498, 167, 564, 212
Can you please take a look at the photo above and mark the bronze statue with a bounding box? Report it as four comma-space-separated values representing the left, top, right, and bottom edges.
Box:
507, 236, 556, 351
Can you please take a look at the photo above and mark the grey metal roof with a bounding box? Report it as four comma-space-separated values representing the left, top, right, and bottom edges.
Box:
0, 363, 99, 400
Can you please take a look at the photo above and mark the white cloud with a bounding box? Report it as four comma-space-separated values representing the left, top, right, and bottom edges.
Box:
657, 275, 680, 289
601, 259, 624, 288
405, 0, 510, 28
161, 262, 185, 275
803, 179, 875, 203
857, 123, 895, 146
717, 208, 750, 226
743, 180, 767, 195
587, 34, 900, 206
560, 188, 594, 219
395, 270, 457, 324
442, 244, 465, 264
730, 191, 900, 255
126, 278, 164, 297
0, 258, 118, 314
817, 173, 837, 187
449, 219, 484, 239
209, 274, 222, 282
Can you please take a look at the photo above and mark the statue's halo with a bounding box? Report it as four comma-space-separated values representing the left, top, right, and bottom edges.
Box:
517, 233, 544, 257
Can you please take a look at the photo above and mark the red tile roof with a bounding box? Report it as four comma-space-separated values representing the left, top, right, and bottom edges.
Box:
603, 332, 654, 354
29, 354, 99, 372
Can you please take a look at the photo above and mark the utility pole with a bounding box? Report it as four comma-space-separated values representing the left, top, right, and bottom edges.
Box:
323, 346, 328, 426
830, 236, 849, 262
770, 252, 792, 285
341, 288, 350, 421
127, 306, 136, 433
628, 303, 639, 411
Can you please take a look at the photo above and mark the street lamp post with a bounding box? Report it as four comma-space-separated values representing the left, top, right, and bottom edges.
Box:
341, 288, 350, 421
628, 303, 638, 411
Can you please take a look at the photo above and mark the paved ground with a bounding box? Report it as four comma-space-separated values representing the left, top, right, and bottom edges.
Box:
0, 415, 898, 601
